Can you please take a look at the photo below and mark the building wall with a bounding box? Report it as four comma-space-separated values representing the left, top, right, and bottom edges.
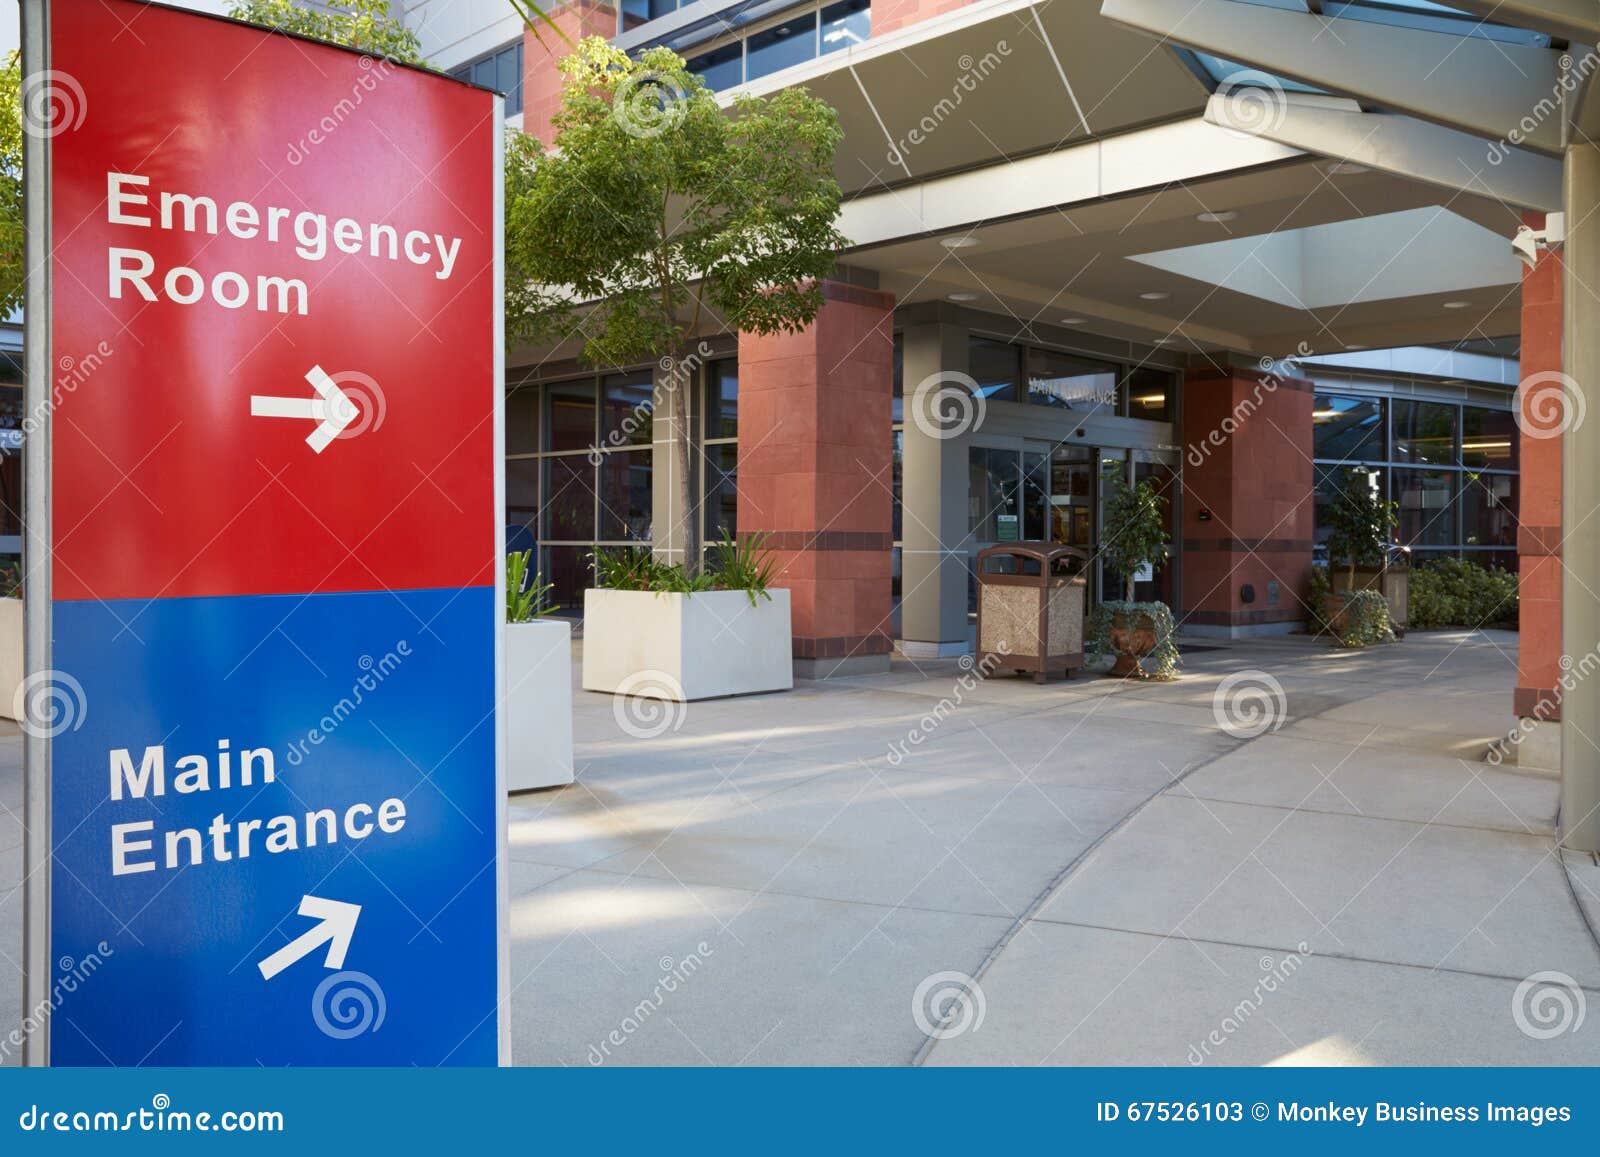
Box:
520, 1, 620, 142
870, 0, 972, 37
1517, 210, 1563, 721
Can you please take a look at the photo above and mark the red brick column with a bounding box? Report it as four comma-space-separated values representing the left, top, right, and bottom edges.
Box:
1179, 367, 1315, 634
1516, 210, 1564, 721
737, 282, 896, 675
871, 0, 975, 36
520, 2, 618, 144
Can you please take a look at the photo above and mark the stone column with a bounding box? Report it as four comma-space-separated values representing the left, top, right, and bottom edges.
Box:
737, 282, 896, 677
650, 357, 690, 568
1561, 144, 1600, 852
1178, 364, 1314, 636
897, 320, 972, 657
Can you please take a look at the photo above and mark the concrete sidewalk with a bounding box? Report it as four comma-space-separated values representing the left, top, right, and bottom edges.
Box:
505, 628, 1600, 1066
5, 628, 1599, 1065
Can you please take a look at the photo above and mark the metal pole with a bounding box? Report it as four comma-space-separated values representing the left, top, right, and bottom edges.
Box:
20, 0, 54, 1067
1561, 142, 1600, 852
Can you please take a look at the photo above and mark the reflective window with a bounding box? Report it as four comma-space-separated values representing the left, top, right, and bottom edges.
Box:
968, 337, 1020, 402
687, 43, 743, 92
746, 14, 817, 81
1462, 406, 1517, 469
1393, 468, 1458, 548
674, 2, 872, 90
598, 449, 653, 542
1393, 399, 1458, 465
820, 0, 870, 52
546, 379, 596, 452
1123, 367, 1174, 422
704, 359, 738, 439
450, 41, 524, 115
1461, 471, 1517, 549
1313, 394, 1384, 462
602, 372, 654, 447
1026, 348, 1116, 410
621, 0, 677, 31
968, 446, 1021, 541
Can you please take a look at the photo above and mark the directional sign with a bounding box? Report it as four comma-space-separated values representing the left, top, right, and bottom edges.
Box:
24, 0, 506, 1065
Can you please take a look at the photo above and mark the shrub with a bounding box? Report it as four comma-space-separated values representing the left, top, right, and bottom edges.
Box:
1306, 564, 1333, 636
1407, 558, 1518, 630
1334, 589, 1395, 648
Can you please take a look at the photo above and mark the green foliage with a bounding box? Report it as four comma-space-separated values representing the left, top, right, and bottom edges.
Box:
1408, 557, 1518, 630
591, 535, 780, 601
1324, 467, 1398, 583
1088, 600, 1180, 680
0, 53, 24, 319
1098, 470, 1170, 601
704, 531, 776, 606
1306, 564, 1333, 636
505, 550, 556, 622
226, 0, 424, 62
1333, 589, 1395, 649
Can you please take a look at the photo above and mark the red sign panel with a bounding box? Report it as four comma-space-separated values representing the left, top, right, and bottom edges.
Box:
49, 0, 497, 601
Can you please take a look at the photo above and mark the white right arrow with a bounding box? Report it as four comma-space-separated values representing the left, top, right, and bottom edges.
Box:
257, 895, 362, 980
251, 365, 358, 454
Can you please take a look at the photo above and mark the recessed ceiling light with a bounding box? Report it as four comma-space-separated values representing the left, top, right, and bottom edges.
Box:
1442, 300, 1471, 309
947, 292, 979, 302
1196, 210, 1237, 223
1153, 337, 1176, 344
1059, 317, 1088, 325
1324, 161, 1367, 175
940, 236, 979, 249
1139, 291, 1170, 301
1344, 343, 1367, 350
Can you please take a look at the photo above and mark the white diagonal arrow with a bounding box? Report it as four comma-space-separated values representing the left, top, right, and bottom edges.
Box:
251, 365, 359, 454
257, 895, 362, 980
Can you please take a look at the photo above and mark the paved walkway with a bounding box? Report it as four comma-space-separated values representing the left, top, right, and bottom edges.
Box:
5, 629, 1600, 1065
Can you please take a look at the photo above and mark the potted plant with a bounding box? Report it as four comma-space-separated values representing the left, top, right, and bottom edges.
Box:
0, 562, 21, 722
1324, 467, 1406, 638
1092, 472, 1177, 680
582, 532, 793, 702
505, 550, 574, 792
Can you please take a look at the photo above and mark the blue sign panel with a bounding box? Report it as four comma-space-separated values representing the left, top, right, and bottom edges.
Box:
49, 589, 500, 1066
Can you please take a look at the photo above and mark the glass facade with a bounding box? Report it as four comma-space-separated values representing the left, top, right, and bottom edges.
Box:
685, 0, 871, 91
450, 41, 524, 115
1313, 390, 1519, 572
964, 336, 1177, 420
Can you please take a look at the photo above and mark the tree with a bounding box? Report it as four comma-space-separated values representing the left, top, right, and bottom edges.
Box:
1099, 469, 1171, 602
226, 0, 424, 63
506, 37, 847, 566
1325, 466, 1398, 585
0, 54, 22, 319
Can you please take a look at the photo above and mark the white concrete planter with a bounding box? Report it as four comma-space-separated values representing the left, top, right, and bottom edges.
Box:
505, 618, 574, 792
0, 597, 20, 722
582, 588, 793, 701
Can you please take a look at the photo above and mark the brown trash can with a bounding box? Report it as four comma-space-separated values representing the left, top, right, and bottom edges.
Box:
975, 543, 1088, 684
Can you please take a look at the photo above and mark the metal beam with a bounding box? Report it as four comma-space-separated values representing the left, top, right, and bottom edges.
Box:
1444, 0, 1600, 45
1102, 0, 1567, 154
1203, 92, 1563, 211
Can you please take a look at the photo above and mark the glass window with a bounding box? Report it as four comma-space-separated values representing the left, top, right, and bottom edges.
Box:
499, 44, 523, 115
507, 384, 539, 455
598, 449, 652, 542
968, 446, 1020, 541
968, 337, 1019, 403
1023, 451, 1048, 540
1122, 367, 1173, 421
891, 332, 903, 424
703, 443, 737, 543
1394, 468, 1458, 548
746, 13, 816, 82
820, 0, 870, 52
471, 58, 496, 89
705, 359, 738, 439
546, 379, 595, 452
543, 455, 595, 540
543, 545, 590, 613
602, 372, 653, 448
1393, 400, 1457, 466
1050, 446, 1093, 549
1313, 394, 1385, 462
688, 43, 743, 92
1026, 347, 1116, 410
621, 0, 676, 29
1462, 406, 1517, 469
1461, 471, 1517, 549
891, 429, 903, 541
1314, 465, 1386, 553
506, 458, 538, 554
